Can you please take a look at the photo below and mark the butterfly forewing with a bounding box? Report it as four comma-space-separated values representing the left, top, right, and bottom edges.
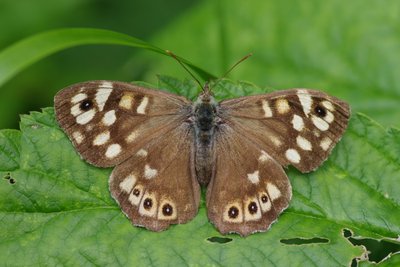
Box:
109, 123, 200, 231
219, 89, 350, 172
207, 125, 292, 236
54, 81, 191, 167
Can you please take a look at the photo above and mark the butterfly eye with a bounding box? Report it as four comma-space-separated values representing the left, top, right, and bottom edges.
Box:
143, 198, 153, 210
162, 203, 174, 216
314, 104, 327, 118
228, 206, 240, 219
80, 99, 93, 111
247, 202, 258, 214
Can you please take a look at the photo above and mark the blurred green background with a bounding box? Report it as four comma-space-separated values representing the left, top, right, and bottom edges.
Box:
1, 0, 399, 129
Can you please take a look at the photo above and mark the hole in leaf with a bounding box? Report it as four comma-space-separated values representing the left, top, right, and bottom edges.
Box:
343, 228, 400, 264
280, 237, 329, 245
9, 178, 16, 184
3, 173, 11, 180
207, 236, 233, 244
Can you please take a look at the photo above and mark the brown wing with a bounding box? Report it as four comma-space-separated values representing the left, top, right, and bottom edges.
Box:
109, 122, 200, 231
54, 80, 191, 167
207, 124, 292, 236
219, 89, 350, 172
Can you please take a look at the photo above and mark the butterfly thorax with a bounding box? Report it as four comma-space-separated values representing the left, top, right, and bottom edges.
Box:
193, 93, 218, 186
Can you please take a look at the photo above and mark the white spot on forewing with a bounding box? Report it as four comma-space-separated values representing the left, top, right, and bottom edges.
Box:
262, 100, 273, 117
247, 170, 260, 184
320, 137, 332, 151
267, 183, 281, 201
102, 110, 116, 126
126, 130, 138, 143
311, 115, 329, 131
222, 202, 243, 223
292, 114, 304, 131
93, 131, 110, 146
119, 94, 133, 109
71, 93, 87, 104
105, 144, 121, 158
138, 192, 157, 217
72, 131, 84, 144
276, 98, 290, 114
119, 174, 137, 193
136, 149, 148, 157
128, 185, 143, 205
296, 136, 312, 151
244, 198, 262, 221
325, 110, 334, 123
270, 135, 282, 147
136, 97, 149, 114
76, 109, 96, 125
322, 100, 334, 111
259, 150, 271, 162
70, 104, 82, 116
285, 149, 301, 164
144, 164, 158, 179
297, 90, 312, 116
95, 88, 113, 111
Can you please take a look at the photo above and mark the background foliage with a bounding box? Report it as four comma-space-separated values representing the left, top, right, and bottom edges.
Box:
0, 0, 399, 266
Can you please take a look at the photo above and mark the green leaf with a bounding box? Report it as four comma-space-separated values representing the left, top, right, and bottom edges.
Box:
0, 28, 215, 88
140, 0, 400, 128
1, 78, 398, 266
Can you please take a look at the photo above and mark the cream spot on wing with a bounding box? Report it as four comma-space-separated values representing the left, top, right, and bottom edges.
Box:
70, 104, 82, 116
285, 148, 301, 164
119, 174, 137, 193
95, 87, 113, 112
325, 110, 334, 123
267, 183, 281, 201
322, 100, 335, 111
276, 98, 290, 114
311, 115, 329, 131
136, 149, 148, 157
262, 100, 273, 117
259, 150, 271, 162
296, 136, 312, 151
105, 144, 121, 158
144, 164, 158, 179
72, 131, 84, 144
126, 130, 138, 143
270, 135, 282, 147
247, 170, 260, 184
139, 192, 157, 217
244, 197, 262, 222
297, 89, 312, 116
292, 114, 304, 131
320, 137, 333, 151
93, 131, 110, 146
128, 184, 144, 206
313, 129, 321, 137
119, 93, 133, 109
158, 198, 177, 220
71, 93, 87, 104
259, 193, 272, 212
76, 109, 96, 125
136, 96, 149, 114
102, 110, 116, 126
223, 202, 243, 223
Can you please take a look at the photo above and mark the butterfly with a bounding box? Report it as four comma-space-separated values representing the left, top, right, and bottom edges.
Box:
54, 80, 350, 236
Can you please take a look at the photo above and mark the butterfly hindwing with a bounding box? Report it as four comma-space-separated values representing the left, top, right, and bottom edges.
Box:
54, 80, 191, 167
207, 125, 292, 236
219, 89, 350, 172
109, 123, 200, 231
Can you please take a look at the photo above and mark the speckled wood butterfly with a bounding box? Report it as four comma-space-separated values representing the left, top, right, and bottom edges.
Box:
54, 80, 350, 236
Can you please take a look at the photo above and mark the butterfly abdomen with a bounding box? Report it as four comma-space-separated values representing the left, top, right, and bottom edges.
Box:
193, 97, 218, 186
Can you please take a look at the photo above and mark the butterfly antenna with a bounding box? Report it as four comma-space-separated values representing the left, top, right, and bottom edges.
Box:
166, 50, 203, 89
